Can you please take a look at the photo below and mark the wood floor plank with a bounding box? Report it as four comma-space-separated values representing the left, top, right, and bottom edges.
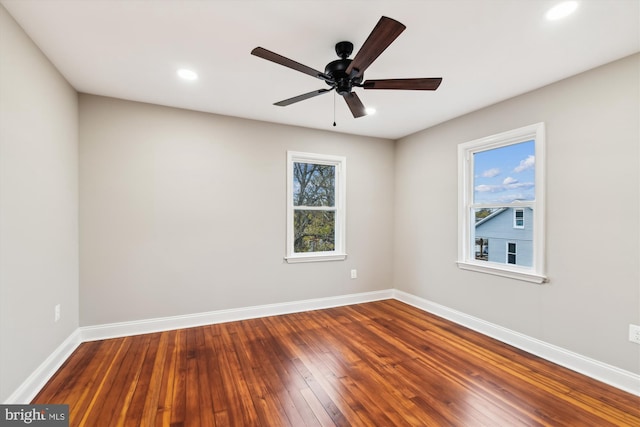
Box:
215, 322, 261, 426
235, 319, 317, 426
76, 337, 133, 427
168, 329, 187, 427
306, 310, 415, 426
63, 340, 122, 423
134, 333, 169, 426
261, 314, 353, 426
111, 334, 153, 426
32, 300, 640, 426
202, 325, 231, 426
153, 330, 178, 427
122, 332, 163, 427
226, 320, 292, 426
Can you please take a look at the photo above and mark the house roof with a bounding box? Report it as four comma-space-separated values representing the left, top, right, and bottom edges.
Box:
475, 208, 508, 227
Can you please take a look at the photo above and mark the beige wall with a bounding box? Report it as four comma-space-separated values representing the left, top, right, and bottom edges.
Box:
394, 54, 640, 374
79, 95, 395, 326
0, 5, 79, 402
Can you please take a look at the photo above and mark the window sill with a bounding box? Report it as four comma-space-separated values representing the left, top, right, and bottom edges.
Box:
285, 253, 347, 264
456, 261, 547, 284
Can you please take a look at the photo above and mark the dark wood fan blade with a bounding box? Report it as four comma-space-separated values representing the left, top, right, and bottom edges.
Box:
345, 16, 405, 78
363, 78, 443, 90
343, 92, 367, 118
274, 89, 333, 106
251, 47, 332, 81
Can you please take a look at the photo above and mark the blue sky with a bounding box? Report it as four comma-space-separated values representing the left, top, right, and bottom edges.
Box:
473, 140, 535, 204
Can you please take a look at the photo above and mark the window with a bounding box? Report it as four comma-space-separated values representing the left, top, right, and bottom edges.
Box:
286, 151, 346, 263
457, 123, 546, 283
513, 208, 524, 228
507, 242, 517, 264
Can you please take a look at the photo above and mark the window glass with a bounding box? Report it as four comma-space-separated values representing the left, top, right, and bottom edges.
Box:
473, 140, 535, 204
293, 210, 335, 253
293, 163, 335, 207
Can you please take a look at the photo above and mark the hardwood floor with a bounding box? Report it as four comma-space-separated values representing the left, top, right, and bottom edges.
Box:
33, 300, 640, 426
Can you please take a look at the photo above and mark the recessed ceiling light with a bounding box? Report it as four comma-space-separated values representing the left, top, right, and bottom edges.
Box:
546, 1, 578, 21
177, 68, 198, 80
366, 107, 376, 115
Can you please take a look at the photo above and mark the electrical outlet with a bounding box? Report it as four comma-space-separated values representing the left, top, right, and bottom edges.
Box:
629, 324, 640, 344
350, 269, 358, 279
54, 304, 61, 322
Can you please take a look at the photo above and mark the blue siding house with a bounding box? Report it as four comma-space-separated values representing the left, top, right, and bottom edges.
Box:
475, 207, 533, 267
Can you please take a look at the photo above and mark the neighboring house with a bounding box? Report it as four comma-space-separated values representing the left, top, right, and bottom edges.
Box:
475, 207, 533, 267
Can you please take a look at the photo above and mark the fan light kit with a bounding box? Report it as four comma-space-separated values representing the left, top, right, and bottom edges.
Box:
251, 16, 442, 119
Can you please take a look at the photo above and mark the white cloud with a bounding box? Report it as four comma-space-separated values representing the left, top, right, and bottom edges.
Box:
514, 155, 535, 173
505, 182, 535, 190
482, 168, 500, 178
475, 184, 505, 193
475, 181, 535, 195
503, 176, 518, 185
493, 193, 534, 203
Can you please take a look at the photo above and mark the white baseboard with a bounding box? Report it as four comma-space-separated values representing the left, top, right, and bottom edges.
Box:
80, 289, 394, 342
392, 289, 640, 397
4, 329, 82, 404
6, 288, 638, 403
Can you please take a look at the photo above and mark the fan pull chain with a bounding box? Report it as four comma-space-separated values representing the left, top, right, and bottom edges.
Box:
333, 91, 337, 127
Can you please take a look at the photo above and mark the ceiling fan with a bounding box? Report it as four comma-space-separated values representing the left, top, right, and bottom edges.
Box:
251, 16, 442, 118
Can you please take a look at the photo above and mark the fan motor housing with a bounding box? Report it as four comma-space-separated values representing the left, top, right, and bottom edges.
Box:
324, 59, 351, 80
322, 41, 364, 95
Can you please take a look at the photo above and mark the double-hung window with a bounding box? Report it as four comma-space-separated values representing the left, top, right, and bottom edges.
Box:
286, 151, 346, 263
513, 208, 525, 229
457, 123, 546, 283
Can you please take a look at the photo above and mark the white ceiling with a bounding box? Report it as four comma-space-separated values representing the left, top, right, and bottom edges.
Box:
2, 0, 639, 139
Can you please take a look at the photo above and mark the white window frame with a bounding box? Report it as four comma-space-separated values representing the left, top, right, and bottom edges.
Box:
457, 123, 546, 283
285, 151, 346, 263
513, 208, 525, 229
